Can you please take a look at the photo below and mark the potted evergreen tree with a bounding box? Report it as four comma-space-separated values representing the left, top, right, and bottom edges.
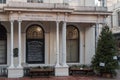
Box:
91, 25, 119, 78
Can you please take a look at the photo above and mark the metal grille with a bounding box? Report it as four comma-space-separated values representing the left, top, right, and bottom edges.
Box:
23, 67, 30, 77
0, 67, 7, 77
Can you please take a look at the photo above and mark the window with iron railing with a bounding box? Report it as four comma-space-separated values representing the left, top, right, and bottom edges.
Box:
0, 0, 6, 3
27, 0, 43, 3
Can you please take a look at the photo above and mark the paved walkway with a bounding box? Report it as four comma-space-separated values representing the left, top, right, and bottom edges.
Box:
0, 70, 119, 80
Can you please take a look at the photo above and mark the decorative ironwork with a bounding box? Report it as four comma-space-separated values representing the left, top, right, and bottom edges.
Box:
0, 67, 7, 77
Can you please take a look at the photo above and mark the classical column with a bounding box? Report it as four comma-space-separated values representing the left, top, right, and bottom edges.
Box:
17, 20, 22, 68
80, 28, 84, 64
55, 21, 60, 67
62, 21, 68, 67
9, 20, 14, 68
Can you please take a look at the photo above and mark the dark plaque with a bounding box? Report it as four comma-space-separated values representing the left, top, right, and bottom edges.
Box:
26, 40, 44, 63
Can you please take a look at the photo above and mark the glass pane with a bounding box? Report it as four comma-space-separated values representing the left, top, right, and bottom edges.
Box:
38, 0, 43, 3
67, 26, 79, 39
0, 0, 2, 3
67, 40, 79, 62
27, 26, 44, 39
0, 41, 6, 64
0, 26, 7, 64
3, 0, 6, 3
67, 26, 79, 63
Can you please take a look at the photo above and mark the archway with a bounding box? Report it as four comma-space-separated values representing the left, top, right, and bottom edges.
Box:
67, 25, 79, 63
26, 25, 44, 64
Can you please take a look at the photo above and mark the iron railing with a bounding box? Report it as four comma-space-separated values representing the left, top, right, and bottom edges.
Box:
0, 67, 7, 77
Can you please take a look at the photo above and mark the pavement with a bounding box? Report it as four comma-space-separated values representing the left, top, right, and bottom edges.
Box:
94, 70, 120, 80
0, 70, 119, 80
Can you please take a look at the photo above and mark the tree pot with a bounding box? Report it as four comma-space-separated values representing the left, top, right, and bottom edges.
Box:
102, 73, 112, 78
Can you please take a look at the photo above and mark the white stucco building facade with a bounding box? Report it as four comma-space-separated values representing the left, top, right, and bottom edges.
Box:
0, 0, 109, 78
107, 0, 120, 59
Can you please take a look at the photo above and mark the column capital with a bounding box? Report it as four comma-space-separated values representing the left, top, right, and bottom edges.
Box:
10, 20, 14, 23
63, 21, 67, 23
18, 19, 22, 23
64, 13, 68, 22
56, 20, 60, 23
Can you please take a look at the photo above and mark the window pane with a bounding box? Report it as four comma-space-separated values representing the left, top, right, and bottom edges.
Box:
67, 26, 79, 63
118, 12, 120, 26
0, 0, 2, 3
0, 0, 6, 3
3, 0, 6, 3
0, 26, 7, 64
0, 41, 6, 64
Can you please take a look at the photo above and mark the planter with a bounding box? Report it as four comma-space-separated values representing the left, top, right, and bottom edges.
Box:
102, 73, 112, 78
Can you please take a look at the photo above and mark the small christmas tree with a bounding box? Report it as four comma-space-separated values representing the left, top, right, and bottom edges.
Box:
91, 25, 119, 77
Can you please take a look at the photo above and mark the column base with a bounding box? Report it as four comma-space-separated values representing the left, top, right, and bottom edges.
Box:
55, 66, 69, 76
8, 68, 23, 78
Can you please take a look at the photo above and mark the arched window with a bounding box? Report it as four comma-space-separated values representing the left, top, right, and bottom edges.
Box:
0, 25, 7, 64
26, 25, 44, 64
67, 25, 79, 63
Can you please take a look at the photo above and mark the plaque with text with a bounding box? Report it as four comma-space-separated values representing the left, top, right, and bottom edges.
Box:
26, 40, 44, 63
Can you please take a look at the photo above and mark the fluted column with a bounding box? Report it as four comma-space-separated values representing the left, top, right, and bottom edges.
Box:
55, 21, 60, 67
9, 20, 14, 68
17, 20, 22, 68
62, 21, 68, 67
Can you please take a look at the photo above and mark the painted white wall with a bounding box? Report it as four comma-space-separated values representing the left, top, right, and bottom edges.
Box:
107, 0, 120, 7
112, 11, 118, 27
79, 26, 85, 64
8, 0, 27, 2
6, 0, 96, 6
85, 0, 96, 6
49, 0, 63, 3
85, 25, 95, 64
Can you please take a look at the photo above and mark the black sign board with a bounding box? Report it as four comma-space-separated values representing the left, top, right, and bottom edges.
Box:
26, 39, 44, 63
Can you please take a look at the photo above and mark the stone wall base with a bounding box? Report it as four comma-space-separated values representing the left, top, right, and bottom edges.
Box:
55, 67, 69, 76
8, 68, 23, 78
